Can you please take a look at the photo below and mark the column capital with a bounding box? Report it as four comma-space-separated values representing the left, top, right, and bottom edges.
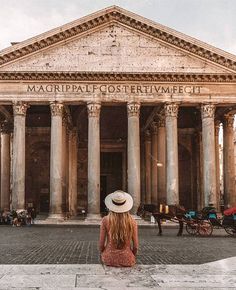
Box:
13, 101, 29, 116
144, 129, 151, 141
164, 103, 178, 118
0, 121, 13, 134
50, 102, 64, 116
201, 104, 215, 119
87, 102, 101, 118
223, 113, 234, 128
151, 121, 158, 134
127, 102, 140, 118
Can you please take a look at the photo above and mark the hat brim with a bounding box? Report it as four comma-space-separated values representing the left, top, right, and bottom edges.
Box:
105, 191, 133, 213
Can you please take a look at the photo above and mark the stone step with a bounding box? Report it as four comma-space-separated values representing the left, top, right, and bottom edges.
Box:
0, 257, 235, 289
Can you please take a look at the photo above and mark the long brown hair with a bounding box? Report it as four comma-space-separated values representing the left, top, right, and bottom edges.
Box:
108, 211, 134, 249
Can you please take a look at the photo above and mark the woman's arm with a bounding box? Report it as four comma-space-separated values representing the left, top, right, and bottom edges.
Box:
132, 221, 139, 256
99, 217, 107, 252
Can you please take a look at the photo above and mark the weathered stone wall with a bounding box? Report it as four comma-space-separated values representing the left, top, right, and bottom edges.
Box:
0, 24, 228, 73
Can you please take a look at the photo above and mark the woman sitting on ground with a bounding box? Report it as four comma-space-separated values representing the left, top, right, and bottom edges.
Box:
99, 190, 138, 267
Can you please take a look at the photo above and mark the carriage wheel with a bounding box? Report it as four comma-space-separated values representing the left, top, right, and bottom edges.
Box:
224, 226, 236, 236
186, 221, 198, 236
198, 220, 213, 236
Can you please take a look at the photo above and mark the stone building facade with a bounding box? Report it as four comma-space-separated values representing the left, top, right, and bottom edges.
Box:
0, 6, 235, 218
233, 129, 236, 189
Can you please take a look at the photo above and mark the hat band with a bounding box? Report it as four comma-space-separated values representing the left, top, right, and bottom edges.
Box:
112, 199, 126, 206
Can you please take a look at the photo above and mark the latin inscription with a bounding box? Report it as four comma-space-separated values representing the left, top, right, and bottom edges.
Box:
27, 84, 202, 94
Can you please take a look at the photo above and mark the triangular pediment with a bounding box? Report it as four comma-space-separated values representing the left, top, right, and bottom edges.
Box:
0, 6, 235, 74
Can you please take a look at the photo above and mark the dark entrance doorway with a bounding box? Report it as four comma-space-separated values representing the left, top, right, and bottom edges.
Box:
26, 142, 50, 213
179, 144, 193, 209
100, 152, 123, 213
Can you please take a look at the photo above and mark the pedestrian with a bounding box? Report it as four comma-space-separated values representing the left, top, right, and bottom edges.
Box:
99, 190, 138, 267
30, 207, 36, 224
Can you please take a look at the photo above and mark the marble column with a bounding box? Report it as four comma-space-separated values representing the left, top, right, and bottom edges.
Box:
0, 122, 12, 210
49, 102, 64, 217
12, 102, 28, 209
215, 120, 221, 210
140, 138, 146, 203
151, 122, 158, 205
157, 113, 166, 204
223, 113, 235, 207
197, 131, 204, 210
87, 102, 101, 217
165, 103, 179, 205
144, 130, 151, 204
201, 104, 217, 207
62, 114, 68, 214
69, 128, 78, 216
127, 102, 141, 214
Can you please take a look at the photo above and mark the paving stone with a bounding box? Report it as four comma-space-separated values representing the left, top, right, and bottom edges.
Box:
0, 225, 235, 265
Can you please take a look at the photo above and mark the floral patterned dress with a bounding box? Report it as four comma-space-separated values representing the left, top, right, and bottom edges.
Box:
99, 216, 138, 267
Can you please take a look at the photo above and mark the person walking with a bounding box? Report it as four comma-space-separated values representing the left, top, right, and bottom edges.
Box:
99, 190, 138, 267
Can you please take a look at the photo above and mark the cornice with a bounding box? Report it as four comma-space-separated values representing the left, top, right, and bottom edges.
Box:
0, 8, 236, 71
0, 72, 236, 82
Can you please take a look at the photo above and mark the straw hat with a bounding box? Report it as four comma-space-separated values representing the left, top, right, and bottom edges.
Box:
105, 190, 133, 213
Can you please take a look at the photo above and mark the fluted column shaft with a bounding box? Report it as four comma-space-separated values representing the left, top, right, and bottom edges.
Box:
144, 130, 151, 204
223, 114, 235, 207
157, 114, 166, 204
215, 121, 221, 210
201, 104, 217, 206
12, 102, 28, 209
87, 102, 101, 215
127, 102, 141, 213
151, 122, 158, 205
0, 123, 12, 210
62, 114, 68, 213
165, 103, 179, 205
69, 128, 78, 216
50, 102, 64, 216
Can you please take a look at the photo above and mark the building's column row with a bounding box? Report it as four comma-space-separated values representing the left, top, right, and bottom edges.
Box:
144, 103, 234, 209
1, 101, 235, 214
223, 113, 236, 207
2, 101, 78, 217
1, 100, 142, 216
144, 103, 179, 206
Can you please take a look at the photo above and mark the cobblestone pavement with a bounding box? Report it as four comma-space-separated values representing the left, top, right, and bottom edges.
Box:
0, 225, 235, 265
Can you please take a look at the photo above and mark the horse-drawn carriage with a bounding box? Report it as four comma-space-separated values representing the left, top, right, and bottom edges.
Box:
137, 204, 236, 237
201, 206, 236, 236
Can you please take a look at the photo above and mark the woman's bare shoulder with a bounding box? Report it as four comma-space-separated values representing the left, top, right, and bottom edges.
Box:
131, 216, 137, 226
101, 215, 109, 224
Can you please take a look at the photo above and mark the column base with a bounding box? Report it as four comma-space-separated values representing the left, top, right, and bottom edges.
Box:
86, 213, 102, 221
47, 213, 64, 220
131, 214, 142, 220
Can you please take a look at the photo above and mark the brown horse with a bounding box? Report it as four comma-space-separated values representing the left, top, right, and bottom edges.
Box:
137, 204, 186, 236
